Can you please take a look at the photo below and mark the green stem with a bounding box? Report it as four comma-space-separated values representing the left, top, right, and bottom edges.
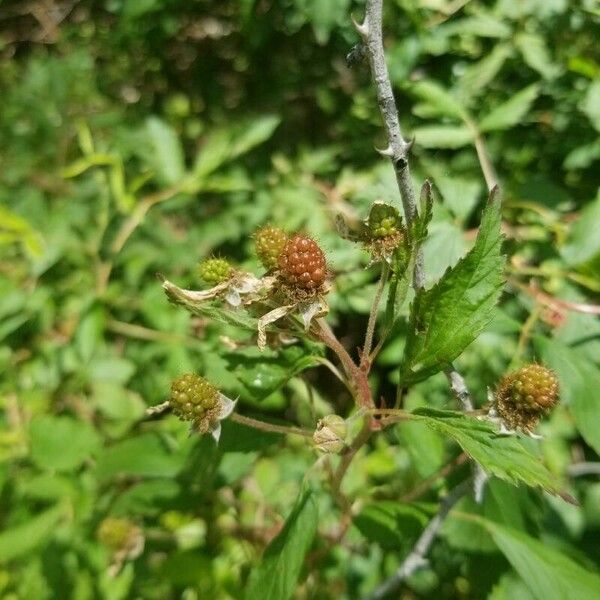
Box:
230, 413, 313, 438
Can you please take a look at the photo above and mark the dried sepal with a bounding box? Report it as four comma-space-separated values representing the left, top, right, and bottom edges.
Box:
313, 415, 347, 453
257, 304, 295, 350
162, 272, 275, 311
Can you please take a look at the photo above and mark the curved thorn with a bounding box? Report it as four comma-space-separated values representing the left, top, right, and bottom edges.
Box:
375, 144, 394, 157
351, 14, 369, 38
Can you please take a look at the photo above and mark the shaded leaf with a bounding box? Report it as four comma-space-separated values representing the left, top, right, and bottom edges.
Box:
146, 117, 186, 185
354, 502, 428, 549
479, 85, 539, 132
515, 33, 561, 80
0, 505, 64, 561
96, 433, 193, 480
459, 43, 513, 98
535, 336, 600, 455
410, 80, 466, 120
29, 415, 101, 472
479, 84, 539, 131
473, 518, 600, 600
244, 487, 318, 600
194, 115, 280, 179
559, 191, 600, 266
580, 81, 600, 132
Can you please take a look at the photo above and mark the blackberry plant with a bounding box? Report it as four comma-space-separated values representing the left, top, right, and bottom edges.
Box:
148, 2, 587, 598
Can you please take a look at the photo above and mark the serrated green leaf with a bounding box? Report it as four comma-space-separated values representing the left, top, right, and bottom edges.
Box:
244, 487, 318, 600
413, 125, 474, 148
400, 191, 504, 383
535, 336, 600, 455
478, 85, 539, 132
410, 80, 467, 121
411, 408, 568, 498
471, 518, 600, 600
146, 117, 186, 185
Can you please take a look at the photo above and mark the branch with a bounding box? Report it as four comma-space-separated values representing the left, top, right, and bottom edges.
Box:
567, 462, 600, 478
364, 480, 471, 600
444, 365, 474, 412
444, 364, 488, 502
145, 403, 314, 438
357, 0, 424, 291
230, 413, 314, 438
313, 319, 375, 410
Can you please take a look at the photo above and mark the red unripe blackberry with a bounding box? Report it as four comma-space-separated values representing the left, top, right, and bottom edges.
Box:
278, 234, 327, 291
254, 225, 288, 270
495, 363, 559, 431
169, 373, 220, 431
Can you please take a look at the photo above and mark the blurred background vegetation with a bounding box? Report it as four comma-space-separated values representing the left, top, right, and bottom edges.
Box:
1, 0, 599, 598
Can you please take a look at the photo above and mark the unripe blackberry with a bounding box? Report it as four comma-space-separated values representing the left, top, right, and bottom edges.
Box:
495, 363, 559, 431
361, 202, 406, 262
97, 517, 140, 552
198, 258, 232, 286
255, 225, 288, 270
169, 373, 220, 432
367, 203, 402, 238
278, 234, 327, 291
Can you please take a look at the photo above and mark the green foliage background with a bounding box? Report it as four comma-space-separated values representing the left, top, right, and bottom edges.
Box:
1, 0, 599, 598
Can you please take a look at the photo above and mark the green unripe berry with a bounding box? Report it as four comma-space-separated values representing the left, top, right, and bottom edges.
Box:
169, 373, 220, 430
367, 203, 402, 239
254, 225, 288, 270
97, 517, 138, 551
198, 258, 232, 286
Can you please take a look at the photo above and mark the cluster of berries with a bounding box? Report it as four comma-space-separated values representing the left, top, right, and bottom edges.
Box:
197, 225, 328, 301
494, 363, 559, 432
